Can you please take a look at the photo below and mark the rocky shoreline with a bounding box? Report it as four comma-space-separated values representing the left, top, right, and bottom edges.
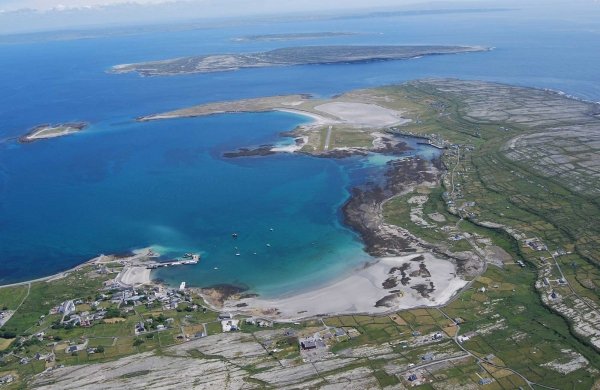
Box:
342, 157, 438, 257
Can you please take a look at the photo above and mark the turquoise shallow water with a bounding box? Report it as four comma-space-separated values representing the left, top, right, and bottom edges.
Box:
1, 6, 599, 294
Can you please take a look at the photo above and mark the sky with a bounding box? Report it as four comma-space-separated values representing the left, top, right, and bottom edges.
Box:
0, 0, 598, 35
0, 0, 461, 12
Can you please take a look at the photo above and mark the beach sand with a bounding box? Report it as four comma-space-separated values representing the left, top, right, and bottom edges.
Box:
221, 253, 468, 320
275, 108, 336, 128
116, 266, 151, 287
313, 102, 410, 127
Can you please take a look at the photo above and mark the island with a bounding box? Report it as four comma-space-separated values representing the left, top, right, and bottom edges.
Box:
109, 45, 489, 76
19, 122, 87, 143
2, 80, 600, 389
231, 32, 358, 42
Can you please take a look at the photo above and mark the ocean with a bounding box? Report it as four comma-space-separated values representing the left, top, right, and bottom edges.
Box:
1, 6, 599, 295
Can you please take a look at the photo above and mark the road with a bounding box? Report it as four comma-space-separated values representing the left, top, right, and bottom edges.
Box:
545, 248, 600, 315
0, 283, 30, 328
323, 125, 332, 151
449, 145, 460, 196
435, 307, 560, 390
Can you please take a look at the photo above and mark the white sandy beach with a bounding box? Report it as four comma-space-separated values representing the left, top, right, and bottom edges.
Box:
275, 108, 336, 128
314, 102, 411, 127
222, 253, 468, 320
116, 266, 151, 287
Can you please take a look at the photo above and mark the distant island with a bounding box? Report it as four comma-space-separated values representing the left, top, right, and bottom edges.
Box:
109, 45, 489, 76
19, 122, 87, 143
231, 32, 358, 42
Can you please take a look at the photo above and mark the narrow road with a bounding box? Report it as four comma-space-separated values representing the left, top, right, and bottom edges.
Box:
323, 125, 333, 151
8, 283, 31, 331
12, 283, 30, 316
395, 353, 471, 374
546, 248, 600, 315
449, 145, 460, 196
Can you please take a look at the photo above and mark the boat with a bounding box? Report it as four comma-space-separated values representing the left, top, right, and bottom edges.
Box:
232, 233, 238, 239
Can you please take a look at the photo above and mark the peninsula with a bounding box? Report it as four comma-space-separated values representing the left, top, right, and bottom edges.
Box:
19, 122, 87, 143
137, 79, 600, 349
109, 45, 489, 76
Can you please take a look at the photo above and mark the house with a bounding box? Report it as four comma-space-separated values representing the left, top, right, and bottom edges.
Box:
221, 320, 239, 332
422, 352, 435, 361
479, 378, 493, 385
300, 340, 317, 350
135, 322, 146, 334
407, 374, 418, 382
126, 295, 145, 303
218, 313, 233, 320
257, 319, 273, 327
66, 345, 78, 354
59, 300, 76, 316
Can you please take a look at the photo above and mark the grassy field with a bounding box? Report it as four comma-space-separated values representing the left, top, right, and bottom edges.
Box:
1, 268, 108, 336
375, 81, 600, 387
0, 285, 29, 312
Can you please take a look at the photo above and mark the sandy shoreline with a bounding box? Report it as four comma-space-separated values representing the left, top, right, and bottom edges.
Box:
116, 266, 152, 286
275, 108, 336, 128
219, 252, 468, 320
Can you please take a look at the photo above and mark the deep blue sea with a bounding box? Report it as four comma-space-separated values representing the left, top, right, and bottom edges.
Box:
1, 7, 599, 295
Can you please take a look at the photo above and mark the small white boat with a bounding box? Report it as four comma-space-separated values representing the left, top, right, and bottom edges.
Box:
235, 252, 241, 256
266, 243, 271, 247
